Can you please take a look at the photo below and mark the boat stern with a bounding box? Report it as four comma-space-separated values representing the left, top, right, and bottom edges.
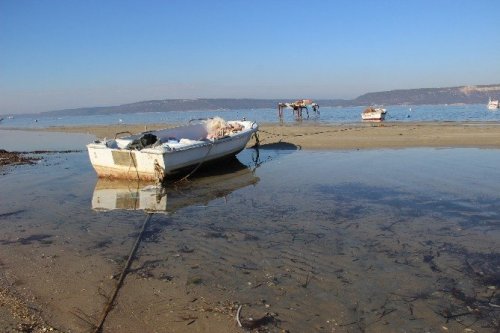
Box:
87, 142, 166, 181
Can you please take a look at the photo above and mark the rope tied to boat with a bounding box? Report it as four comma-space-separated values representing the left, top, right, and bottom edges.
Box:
127, 150, 140, 180
154, 159, 165, 184
251, 132, 260, 148
256, 126, 365, 144
93, 213, 153, 333
174, 141, 215, 183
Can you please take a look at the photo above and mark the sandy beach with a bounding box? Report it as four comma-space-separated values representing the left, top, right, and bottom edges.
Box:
38, 121, 500, 150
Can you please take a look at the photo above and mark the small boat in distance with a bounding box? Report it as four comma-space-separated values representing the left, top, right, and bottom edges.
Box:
87, 117, 258, 182
487, 98, 500, 110
361, 106, 387, 121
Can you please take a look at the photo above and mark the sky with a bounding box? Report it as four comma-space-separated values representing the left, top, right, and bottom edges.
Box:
1, 0, 500, 114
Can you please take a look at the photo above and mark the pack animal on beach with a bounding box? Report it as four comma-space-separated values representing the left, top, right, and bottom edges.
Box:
278, 99, 319, 119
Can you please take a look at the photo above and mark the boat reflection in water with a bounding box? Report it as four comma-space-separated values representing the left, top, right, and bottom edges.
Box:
92, 157, 259, 213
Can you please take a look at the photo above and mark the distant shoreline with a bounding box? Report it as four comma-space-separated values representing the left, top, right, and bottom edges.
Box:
22, 121, 500, 150
0, 102, 487, 118
3, 83, 499, 117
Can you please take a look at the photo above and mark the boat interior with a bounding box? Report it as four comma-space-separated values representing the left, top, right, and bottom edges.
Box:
105, 119, 249, 151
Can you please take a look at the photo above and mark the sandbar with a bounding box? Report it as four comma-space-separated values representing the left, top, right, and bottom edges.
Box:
38, 122, 500, 150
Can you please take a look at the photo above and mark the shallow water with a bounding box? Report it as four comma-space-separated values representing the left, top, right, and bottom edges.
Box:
0, 141, 499, 332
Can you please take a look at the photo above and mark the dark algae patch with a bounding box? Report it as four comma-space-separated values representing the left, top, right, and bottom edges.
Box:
0, 149, 38, 166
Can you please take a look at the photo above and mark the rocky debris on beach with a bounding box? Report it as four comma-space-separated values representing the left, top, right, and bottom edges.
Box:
0, 149, 39, 167
0, 278, 58, 333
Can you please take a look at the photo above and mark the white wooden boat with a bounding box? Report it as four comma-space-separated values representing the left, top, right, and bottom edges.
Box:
361, 106, 387, 121
487, 98, 500, 110
87, 118, 258, 181
91, 159, 259, 213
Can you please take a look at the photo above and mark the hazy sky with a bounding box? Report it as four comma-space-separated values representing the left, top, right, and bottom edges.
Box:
1, 0, 499, 114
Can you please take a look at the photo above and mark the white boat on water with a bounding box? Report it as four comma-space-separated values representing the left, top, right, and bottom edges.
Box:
487, 98, 500, 110
87, 117, 258, 181
361, 106, 387, 121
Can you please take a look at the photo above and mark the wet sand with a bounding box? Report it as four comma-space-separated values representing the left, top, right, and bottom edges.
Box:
39, 121, 500, 150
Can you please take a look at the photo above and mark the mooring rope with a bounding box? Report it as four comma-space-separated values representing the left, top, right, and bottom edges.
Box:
257, 127, 358, 138
154, 159, 165, 184
127, 150, 140, 180
252, 126, 371, 146
174, 141, 215, 183
251, 132, 260, 148
93, 213, 153, 333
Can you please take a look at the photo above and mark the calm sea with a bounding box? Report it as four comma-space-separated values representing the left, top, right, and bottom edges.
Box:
2, 104, 500, 129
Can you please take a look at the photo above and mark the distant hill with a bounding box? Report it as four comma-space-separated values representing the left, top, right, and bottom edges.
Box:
42, 99, 284, 117
353, 84, 500, 105
37, 84, 500, 117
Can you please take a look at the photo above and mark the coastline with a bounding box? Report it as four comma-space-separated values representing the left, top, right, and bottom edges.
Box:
25, 121, 500, 150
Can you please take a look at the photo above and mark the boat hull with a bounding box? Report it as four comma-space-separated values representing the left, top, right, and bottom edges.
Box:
361, 107, 386, 122
87, 120, 257, 181
487, 103, 499, 110
361, 111, 386, 121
